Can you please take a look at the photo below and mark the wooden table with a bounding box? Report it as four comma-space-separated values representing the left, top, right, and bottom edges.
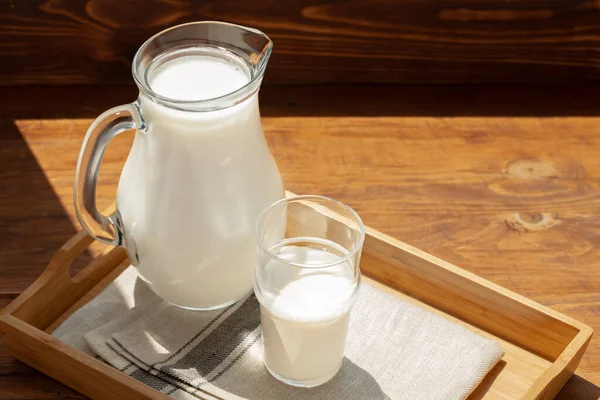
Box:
1, 84, 599, 399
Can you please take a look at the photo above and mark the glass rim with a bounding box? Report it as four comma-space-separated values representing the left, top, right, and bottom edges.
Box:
132, 21, 272, 111
255, 195, 366, 269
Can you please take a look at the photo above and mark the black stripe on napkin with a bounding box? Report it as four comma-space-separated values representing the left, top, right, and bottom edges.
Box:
131, 368, 172, 392
155, 300, 239, 367
163, 295, 260, 377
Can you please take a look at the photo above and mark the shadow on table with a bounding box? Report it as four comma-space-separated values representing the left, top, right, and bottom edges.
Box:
556, 375, 600, 400
0, 83, 599, 120
0, 118, 93, 295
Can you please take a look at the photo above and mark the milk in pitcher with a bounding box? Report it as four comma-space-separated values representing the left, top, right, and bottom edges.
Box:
116, 49, 283, 309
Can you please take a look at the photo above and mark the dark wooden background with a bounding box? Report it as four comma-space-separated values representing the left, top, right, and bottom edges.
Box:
0, 0, 599, 85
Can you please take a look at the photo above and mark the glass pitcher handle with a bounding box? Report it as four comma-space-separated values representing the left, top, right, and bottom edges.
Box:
74, 103, 145, 245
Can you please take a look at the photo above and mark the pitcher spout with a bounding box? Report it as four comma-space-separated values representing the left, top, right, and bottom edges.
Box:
132, 21, 272, 111
242, 25, 273, 80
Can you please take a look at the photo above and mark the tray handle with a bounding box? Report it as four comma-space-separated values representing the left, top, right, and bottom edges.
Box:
1, 226, 128, 330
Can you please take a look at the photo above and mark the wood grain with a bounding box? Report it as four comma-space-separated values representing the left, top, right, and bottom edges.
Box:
0, 0, 600, 85
1, 84, 599, 397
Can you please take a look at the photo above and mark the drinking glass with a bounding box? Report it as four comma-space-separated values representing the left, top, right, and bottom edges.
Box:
254, 195, 365, 387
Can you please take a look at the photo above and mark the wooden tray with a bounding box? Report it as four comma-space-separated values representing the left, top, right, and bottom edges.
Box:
0, 209, 593, 399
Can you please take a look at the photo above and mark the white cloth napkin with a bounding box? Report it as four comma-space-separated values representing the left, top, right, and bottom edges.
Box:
53, 266, 504, 400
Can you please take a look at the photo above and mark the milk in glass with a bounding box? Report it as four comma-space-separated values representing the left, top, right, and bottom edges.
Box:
256, 239, 358, 386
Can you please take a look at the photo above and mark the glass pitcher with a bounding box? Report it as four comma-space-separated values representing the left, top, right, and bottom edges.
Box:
74, 22, 284, 310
